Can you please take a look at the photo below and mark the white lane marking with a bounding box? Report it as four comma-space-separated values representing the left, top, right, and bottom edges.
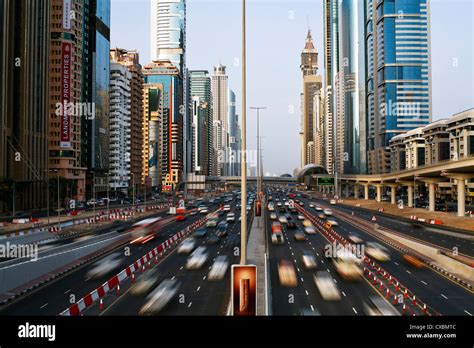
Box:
289, 246, 292, 250
40, 303, 48, 309
333, 278, 337, 283
326, 268, 330, 272
85, 277, 91, 282
321, 260, 324, 264
196, 286, 201, 292
394, 262, 399, 266
203, 276, 207, 280
64, 289, 71, 294
352, 307, 358, 314
305, 290, 309, 296
300, 277, 304, 282
297, 268, 301, 272
316, 253, 319, 256
441, 294, 448, 300
209, 266, 212, 269
291, 252, 294, 256
188, 302, 193, 308
310, 305, 315, 312
421, 280, 427, 285
171, 276, 176, 280
464, 310, 472, 316
180, 266, 183, 270
406, 270, 411, 274
342, 291, 346, 297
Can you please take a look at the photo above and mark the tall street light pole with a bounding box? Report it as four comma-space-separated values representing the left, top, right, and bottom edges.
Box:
56, 169, 61, 232
250, 106, 266, 196
107, 172, 110, 219
240, 0, 247, 265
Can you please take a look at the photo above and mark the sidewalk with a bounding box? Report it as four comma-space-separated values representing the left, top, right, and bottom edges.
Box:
335, 197, 474, 233
247, 211, 268, 316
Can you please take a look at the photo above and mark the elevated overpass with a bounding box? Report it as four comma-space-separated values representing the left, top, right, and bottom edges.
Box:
339, 156, 474, 216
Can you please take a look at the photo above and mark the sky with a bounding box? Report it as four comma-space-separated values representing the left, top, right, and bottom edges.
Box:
111, 0, 474, 176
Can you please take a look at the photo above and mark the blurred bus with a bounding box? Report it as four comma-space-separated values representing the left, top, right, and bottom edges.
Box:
403, 254, 424, 268
176, 207, 186, 221
129, 217, 167, 244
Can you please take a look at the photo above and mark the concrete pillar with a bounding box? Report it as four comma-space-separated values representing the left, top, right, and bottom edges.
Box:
345, 184, 350, 198
364, 185, 369, 200
376, 185, 382, 203
391, 186, 397, 205
407, 185, 414, 208
457, 179, 466, 217
428, 183, 436, 212
354, 184, 359, 199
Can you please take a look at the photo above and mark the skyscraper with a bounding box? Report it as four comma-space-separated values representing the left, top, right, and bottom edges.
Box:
228, 90, 239, 176
0, 0, 51, 212
143, 60, 184, 191
211, 64, 229, 176
300, 30, 324, 168
109, 48, 144, 193
190, 70, 212, 176
109, 61, 132, 194
365, 0, 432, 174
83, 0, 111, 197
338, 0, 367, 175
49, 0, 87, 204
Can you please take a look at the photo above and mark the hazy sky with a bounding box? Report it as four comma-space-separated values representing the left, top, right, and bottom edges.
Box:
111, 0, 474, 175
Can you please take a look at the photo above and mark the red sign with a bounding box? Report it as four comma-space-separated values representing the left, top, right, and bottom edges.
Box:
60, 42, 72, 148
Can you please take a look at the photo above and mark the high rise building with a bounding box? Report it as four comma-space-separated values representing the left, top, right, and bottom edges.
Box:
190, 70, 212, 176
0, 0, 51, 212
365, 0, 432, 174
338, 0, 367, 174
211, 64, 229, 175
83, 0, 111, 196
49, 0, 87, 204
143, 60, 184, 192
300, 30, 324, 168
227, 90, 239, 176
109, 48, 144, 193
109, 62, 132, 194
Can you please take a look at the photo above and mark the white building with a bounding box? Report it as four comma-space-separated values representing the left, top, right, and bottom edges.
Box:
211, 64, 229, 176
109, 62, 132, 193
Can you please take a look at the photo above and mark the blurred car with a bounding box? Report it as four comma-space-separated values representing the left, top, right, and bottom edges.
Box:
270, 212, 278, 220
177, 238, 196, 254
326, 219, 338, 226
323, 208, 333, 216
186, 246, 209, 269
207, 234, 220, 245
317, 213, 326, 219
193, 227, 207, 238
314, 271, 341, 301
366, 242, 391, 262
139, 279, 180, 315
294, 231, 306, 241
330, 199, 336, 205
278, 260, 297, 287
277, 202, 282, 207
131, 268, 160, 295
278, 216, 288, 224
87, 253, 121, 279
223, 204, 231, 212
363, 296, 400, 316
189, 210, 198, 216
304, 226, 317, 235
267, 203, 275, 211
315, 206, 323, 211
309, 203, 315, 208
225, 234, 239, 249
302, 219, 313, 228
348, 235, 364, 245
403, 254, 425, 268
216, 221, 229, 237
297, 215, 305, 220
226, 212, 236, 223
301, 251, 317, 269
271, 232, 284, 245
287, 221, 297, 229
208, 255, 229, 280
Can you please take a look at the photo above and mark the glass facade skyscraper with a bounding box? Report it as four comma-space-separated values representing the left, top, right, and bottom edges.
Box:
366, 0, 432, 174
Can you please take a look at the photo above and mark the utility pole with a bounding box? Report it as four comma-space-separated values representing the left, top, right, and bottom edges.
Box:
250, 106, 266, 196
240, 0, 247, 265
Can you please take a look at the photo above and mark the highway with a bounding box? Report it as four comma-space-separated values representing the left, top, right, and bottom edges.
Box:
0, 210, 208, 315
297, 194, 474, 315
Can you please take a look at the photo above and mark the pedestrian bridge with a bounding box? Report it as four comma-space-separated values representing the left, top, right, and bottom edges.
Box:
206, 176, 297, 184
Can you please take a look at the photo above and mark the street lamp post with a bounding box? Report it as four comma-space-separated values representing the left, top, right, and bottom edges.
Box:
240, 0, 247, 265
92, 171, 96, 222
107, 172, 110, 219
132, 172, 136, 212
56, 169, 61, 232
250, 106, 266, 196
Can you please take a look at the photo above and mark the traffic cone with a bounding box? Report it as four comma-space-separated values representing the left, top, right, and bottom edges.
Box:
379, 281, 383, 290
386, 288, 390, 298
132, 274, 135, 283
422, 304, 427, 314
148, 261, 151, 269
388, 275, 392, 284
393, 295, 398, 305
402, 304, 407, 315
117, 285, 120, 295
155, 256, 158, 264
142, 265, 145, 273
99, 299, 104, 310
373, 276, 377, 285
403, 289, 408, 299
395, 282, 399, 291
412, 295, 416, 305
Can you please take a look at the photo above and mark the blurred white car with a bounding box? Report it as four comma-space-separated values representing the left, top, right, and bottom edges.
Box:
278, 260, 297, 287
326, 219, 338, 226
301, 251, 317, 269
314, 271, 341, 301
278, 216, 288, 224
297, 215, 305, 221
177, 238, 196, 254
323, 208, 333, 216
139, 279, 180, 314
226, 212, 235, 222
304, 226, 317, 234
364, 296, 400, 316
87, 253, 121, 279
366, 242, 391, 262
186, 246, 209, 269
330, 199, 336, 205
208, 255, 229, 280
270, 212, 278, 220
131, 268, 159, 295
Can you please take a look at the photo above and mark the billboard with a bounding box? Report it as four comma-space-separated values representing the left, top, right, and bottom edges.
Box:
60, 42, 72, 149
231, 265, 257, 316
317, 177, 335, 186
62, 0, 71, 30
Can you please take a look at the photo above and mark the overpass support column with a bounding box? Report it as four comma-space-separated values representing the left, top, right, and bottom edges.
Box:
354, 183, 359, 199
407, 185, 414, 208
344, 183, 350, 198
388, 184, 398, 205
417, 177, 442, 212
364, 184, 369, 200
375, 185, 382, 203
440, 173, 474, 217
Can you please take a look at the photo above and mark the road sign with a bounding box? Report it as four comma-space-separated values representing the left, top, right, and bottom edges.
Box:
231, 265, 257, 316
317, 177, 335, 186
371, 216, 377, 222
